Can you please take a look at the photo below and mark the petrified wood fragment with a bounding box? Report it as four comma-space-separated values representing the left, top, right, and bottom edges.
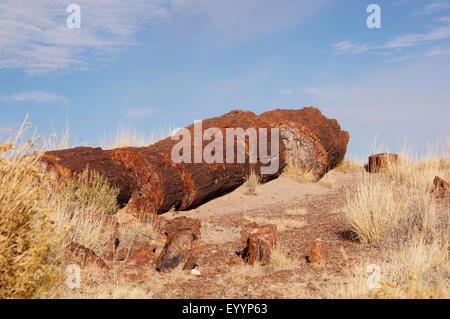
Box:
64, 242, 109, 269
366, 153, 398, 173
155, 217, 201, 272
240, 222, 277, 266
430, 176, 450, 199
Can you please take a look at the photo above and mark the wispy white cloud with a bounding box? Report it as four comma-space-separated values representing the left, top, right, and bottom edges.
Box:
331, 41, 371, 55
384, 24, 450, 48
0, 1, 173, 74
418, 2, 450, 15
385, 54, 418, 63
331, 17, 450, 62
0, 0, 329, 74
425, 46, 450, 56
436, 16, 450, 23
3, 90, 67, 103
125, 107, 157, 118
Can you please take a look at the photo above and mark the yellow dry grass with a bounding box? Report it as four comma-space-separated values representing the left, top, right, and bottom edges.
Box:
282, 160, 318, 183
243, 168, 260, 196
0, 120, 63, 298
338, 138, 450, 298
270, 242, 298, 268
100, 125, 170, 150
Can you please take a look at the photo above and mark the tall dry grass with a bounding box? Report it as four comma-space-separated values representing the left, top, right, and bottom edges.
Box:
331, 236, 449, 298
0, 118, 124, 298
344, 143, 449, 245
338, 139, 450, 298
0, 121, 63, 298
100, 125, 171, 150
243, 168, 260, 195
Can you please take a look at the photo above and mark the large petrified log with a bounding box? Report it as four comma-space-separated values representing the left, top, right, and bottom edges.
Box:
41, 107, 349, 215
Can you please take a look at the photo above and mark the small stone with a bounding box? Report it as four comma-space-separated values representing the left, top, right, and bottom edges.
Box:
126, 235, 157, 266
430, 176, 450, 199
191, 269, 201, 276
308, 240, 327, 263
65, 242, 109, 269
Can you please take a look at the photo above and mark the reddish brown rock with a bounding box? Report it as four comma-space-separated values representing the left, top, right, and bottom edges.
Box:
240, 223, 277, 265
430, 176, 450, 199
156, 217, 201, 272
259, 107, 349, 177
126, 235, 158, 266
307, 240, 327, 263
161, 216, 202, 237
367, 153, 398, 173
65, 242, 109, 269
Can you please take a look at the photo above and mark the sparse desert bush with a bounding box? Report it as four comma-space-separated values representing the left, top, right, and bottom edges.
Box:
243, 168, 260, 195
49, 167, 120, 255
0, 124, 62, 298
58, 168, 120, 215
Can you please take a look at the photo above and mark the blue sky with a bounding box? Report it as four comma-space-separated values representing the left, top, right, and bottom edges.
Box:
0, 0, 449, 159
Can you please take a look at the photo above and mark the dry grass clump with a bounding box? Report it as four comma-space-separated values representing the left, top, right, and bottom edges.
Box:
343, 173, 438, 244
339, 139, 450, 299
49, 168, 121, 254
100, 125, 170, 150
283, 160, 318, 183
283, 159, 361, 186
270, 242, 297, 268
53, 208, 116, 255
0, 123, 62, 298
344, 142, 449, 245
58, 168, 120, 215
333, 160, 364, 173
243, 168, 260, 196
